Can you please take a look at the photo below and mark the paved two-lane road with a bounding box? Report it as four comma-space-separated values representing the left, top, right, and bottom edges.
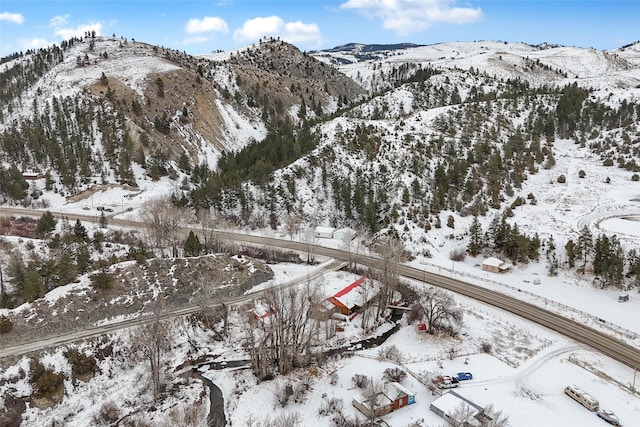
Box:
1, 207, 639, 372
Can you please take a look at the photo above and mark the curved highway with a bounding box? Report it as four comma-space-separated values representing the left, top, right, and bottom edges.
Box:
213, 230, 640, 371
1, 207, 639, 371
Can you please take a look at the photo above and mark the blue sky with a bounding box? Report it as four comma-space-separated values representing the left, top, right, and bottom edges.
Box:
1, 1, 639, 58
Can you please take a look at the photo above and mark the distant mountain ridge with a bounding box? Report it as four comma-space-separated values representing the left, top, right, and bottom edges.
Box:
319, 42, 423, 53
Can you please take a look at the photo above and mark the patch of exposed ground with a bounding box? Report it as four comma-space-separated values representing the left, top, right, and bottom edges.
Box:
1, 254, 273, 350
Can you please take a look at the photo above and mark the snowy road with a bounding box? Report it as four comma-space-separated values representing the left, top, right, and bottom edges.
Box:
1, 207, 639, 372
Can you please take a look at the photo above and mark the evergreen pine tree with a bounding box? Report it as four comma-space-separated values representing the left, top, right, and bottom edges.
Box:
627, 249, 640, 286
467, 216, 484, 256
592, 234, 610, 277
99, 211, 108, 228
178, 152, 191, 173
22, 263, 43, 302
546, 236, 559, 276
576, 225, 593, 273
56, 251, 77, 287
75, 244, 92, 274
73, 219, 89, 242
298, 98, 307, 119
606, 236, 625, 288
184, 231, 202, 257
35, 211, 57, 235
401, 187, 410, 204
565, 239, 577, 269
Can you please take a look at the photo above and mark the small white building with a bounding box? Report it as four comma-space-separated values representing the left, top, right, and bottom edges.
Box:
481, 257, 512, 273
314, 226, 336, 239
430, 391, 489, 426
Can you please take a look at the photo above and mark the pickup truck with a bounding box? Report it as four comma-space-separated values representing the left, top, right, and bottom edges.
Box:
436, 376, 459, 389
452, 372, 473, 381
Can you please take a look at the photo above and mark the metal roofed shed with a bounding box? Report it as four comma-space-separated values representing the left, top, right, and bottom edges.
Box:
429, 390, 489, 426
481, 257, 512, 273
314, 226, 336, 238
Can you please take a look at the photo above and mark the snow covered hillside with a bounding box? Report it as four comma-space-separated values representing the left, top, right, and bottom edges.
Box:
2, 37, 640, 426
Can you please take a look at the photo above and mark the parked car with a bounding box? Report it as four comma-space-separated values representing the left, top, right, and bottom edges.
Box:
436, 375, 459, 389
597, 409, 621, 426
452, 372, 473, 381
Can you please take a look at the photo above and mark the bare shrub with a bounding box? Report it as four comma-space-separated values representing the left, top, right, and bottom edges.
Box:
331, 413, 364, 427
274, 381, 293, 407
272, 413, 303, 427
407, 302, 423, 324
245, 412, 303, 427
121, 416, 154, 427
29, 358, 66, 398
0, 315, 13, 334
318, 397, 344, 416
481, 342, 493, 353
64, 348, 98, 378
90, 270, 115, 291
93, 400, 120, 424
351, 374, 369, 389
292, 381, 309, 404
298, 373, 314, 389
168, 401, 206, 426
377, 344, 403, 363
449, 248, 466, 261
383, 367, 407, 383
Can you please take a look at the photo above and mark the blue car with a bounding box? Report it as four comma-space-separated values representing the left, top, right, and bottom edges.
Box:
453, 372, 473, 381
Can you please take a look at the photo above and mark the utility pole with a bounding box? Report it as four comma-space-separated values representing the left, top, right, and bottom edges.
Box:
0, 266, 4, 307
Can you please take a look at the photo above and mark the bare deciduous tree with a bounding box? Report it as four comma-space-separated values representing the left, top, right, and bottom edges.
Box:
482, 404, 510, 427
243, 278, 324, 378
196, 207, 219, 254
371, 235, 410, 319
447, 402, 478, 427
285, 211, 303, 240
142, 197, 187, 257
410, 287, 463, 335
133, 306, 172, 399
447, 402, 510, 427
361, 378, 386, 427
301, 226, 318, 264
340, 228, 358, 271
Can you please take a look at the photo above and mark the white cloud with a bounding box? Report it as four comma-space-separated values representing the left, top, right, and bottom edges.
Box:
234, 16, 322, 46
21, 38, 54, 50
0, 12, 24, 24
234, 16, 283, 41
283, 21, 322, 45
49, 15, 70, 28
49, 15, 103, 40
340, 0, 483, 36
185, 16, 229, 34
